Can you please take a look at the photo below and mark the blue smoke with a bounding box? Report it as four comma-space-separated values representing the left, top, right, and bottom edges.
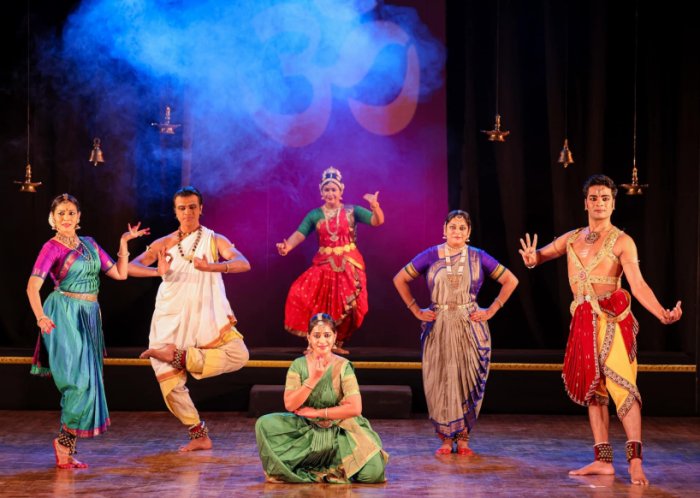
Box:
40, 0, 445, 197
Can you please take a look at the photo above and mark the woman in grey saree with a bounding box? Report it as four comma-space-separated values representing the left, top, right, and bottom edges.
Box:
393, 210, 518, 455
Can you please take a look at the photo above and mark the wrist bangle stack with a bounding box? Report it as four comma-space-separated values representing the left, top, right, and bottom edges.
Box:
494, 298, 504, 309
406, 298, 416, 309
303, 382, 314, 390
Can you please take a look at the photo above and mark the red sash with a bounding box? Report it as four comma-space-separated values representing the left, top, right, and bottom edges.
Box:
562, 289, 638, 406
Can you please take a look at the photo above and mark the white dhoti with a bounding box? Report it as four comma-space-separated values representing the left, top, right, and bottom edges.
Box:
149, 227, 249, 426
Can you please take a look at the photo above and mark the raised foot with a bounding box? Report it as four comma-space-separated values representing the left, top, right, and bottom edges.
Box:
629, 458, 649, 486
568, 461, 615, 476
179, 436, 213, 452
53, 439, 89, 469
139, 344, 177, 362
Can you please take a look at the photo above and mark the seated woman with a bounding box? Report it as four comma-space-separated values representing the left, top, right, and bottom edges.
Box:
255, 313, 388, 483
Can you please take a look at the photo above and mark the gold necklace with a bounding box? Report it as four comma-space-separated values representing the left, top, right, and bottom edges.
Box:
444, 243, 467, 289
54, 233, 78, 249
55, 233, 92, 261
584, 225, 612, 245
323, 205, 342, 242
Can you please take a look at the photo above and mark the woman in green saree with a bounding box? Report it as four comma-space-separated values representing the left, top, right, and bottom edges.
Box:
255, 313, 388, 483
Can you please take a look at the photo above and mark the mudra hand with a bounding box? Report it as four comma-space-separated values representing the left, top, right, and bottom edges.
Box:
276, 239, 290, 256
123, 222, 150, 241
661, 301, 682, 324
156, 248, 172, 276
193, 255, 209, 271
519, 233, 538, 267
307, 354, 330, 383
363, 191, 380, 209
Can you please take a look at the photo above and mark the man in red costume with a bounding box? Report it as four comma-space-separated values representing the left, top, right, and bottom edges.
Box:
519, 174, 682, 485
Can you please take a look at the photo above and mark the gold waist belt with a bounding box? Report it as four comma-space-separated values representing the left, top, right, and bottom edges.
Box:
433, 302, 476, 312
318, 243, 356, 255
58, 290, 98, 302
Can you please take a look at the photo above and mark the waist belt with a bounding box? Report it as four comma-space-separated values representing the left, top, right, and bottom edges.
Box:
57, 290, 98, 302
318, 243, 356, 255
433, 302, 476, 312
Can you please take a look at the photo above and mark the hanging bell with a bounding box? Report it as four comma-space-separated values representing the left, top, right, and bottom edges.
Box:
481, 114, 510, 142
89, 137, 104, 166
14, 163, 42, 193
620, 163, 648, 195
557, 138, 574, 168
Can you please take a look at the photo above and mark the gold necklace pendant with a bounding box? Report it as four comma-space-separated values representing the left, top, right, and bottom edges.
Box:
584, 229, 600, 244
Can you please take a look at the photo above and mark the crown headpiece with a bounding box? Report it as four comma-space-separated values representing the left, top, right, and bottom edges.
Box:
319, 166, 344, 191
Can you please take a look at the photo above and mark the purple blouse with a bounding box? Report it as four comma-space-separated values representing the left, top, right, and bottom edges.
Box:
405, 245, 505, 297
31, 237, 114, 286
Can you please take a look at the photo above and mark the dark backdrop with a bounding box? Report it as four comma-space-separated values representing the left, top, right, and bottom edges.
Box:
1, 1, 697, 380
445, 0, 698, 360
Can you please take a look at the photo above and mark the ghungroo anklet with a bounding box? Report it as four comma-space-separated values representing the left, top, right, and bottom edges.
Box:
172, 348, 187, 370
57, 428, 77, 455
594, 442, 613, 463
188, 421, 209, 440
453, 431, 470, 442
626, 440, 642, 462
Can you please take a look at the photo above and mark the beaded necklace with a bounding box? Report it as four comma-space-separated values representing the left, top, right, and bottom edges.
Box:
177, 226, 203, 263
323, 205, 342, 242
444, 243, 467, 289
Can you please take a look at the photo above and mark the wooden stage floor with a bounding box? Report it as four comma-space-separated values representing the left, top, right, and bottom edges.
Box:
0, 411, 698, 497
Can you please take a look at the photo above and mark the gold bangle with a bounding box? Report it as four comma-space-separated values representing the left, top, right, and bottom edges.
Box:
36, 316, 49, 326
494, 298, 504, 309
224, 262, 230, 274
406, 298, 416, 309
325, 407, 329, 419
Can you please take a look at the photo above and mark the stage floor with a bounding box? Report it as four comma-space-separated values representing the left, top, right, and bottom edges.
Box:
0, 411, 698, 497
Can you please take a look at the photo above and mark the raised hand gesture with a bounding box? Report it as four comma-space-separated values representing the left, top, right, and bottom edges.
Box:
276, 239, 291, 256
363, 191, 380, 209
519, 233, 538, 268
193, 254, 210, 272
660, 301, 683, 325
156, 248, 172, 276
122, 222, 150, 242
307, 353, 331, 384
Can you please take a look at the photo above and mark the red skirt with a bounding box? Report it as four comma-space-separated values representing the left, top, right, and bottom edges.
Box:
284, 252, 368, 343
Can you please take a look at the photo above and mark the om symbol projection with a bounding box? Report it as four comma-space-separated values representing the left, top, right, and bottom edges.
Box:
246, 2, 421, 147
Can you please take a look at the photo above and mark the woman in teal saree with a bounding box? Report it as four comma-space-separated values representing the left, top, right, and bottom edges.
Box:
255, 313, 388, 483
26, 193, 147, 468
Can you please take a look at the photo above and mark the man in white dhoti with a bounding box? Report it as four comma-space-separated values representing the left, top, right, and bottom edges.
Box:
128, 186, 250, 451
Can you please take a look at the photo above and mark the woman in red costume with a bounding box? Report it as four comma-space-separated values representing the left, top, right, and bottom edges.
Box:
277, 167, 384, 354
